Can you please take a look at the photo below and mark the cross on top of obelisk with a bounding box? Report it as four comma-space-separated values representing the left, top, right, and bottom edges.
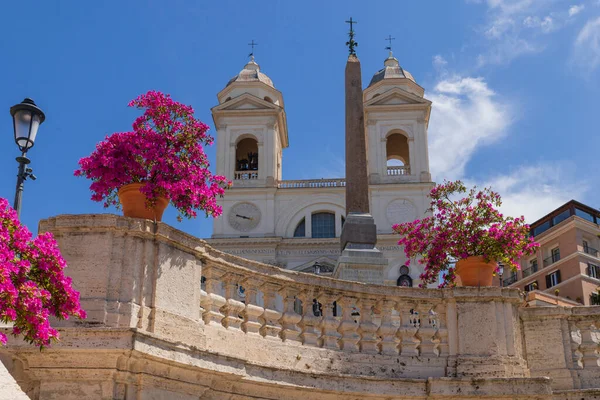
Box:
385, 34, 395, 51
345, 17, 358, 56
248, 40, 258, 59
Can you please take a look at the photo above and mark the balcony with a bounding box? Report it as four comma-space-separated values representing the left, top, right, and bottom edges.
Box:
543, 254, 560, 268
234, 170, 258, 180
502, 275, 518, 286
278, 179, 346, 188
387, 165, 410, 176
522, 264, 538, 278
583, 246, 599, 257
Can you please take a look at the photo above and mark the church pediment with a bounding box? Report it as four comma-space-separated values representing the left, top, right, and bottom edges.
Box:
294, 256, 337, 274
365, 88, 430, 108
213, 93, 280, 112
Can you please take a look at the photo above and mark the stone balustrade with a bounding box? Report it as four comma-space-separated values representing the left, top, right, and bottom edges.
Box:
521, 305, 600, 391
278, 178, 346, 188
387, 165, 411, 176
1, 214, 599, 399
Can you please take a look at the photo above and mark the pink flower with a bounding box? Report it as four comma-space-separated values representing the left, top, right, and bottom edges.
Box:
393, 180, 539, 287
0, 198, 86, 348
74, 91, 232, 220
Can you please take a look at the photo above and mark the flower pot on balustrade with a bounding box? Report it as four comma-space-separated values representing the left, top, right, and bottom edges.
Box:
455, 256, 497, 287
117, 183, 169, 221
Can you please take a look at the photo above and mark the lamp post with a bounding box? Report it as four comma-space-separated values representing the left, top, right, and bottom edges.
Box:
498, 262, 505, 287
10, 98, 45, 218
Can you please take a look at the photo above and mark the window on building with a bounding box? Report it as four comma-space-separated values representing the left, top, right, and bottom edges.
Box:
551, 247, 561, 263
583, 240, 589, 253
530, 258, 538, 272
552, 209, 571, 226
293, 218, 306, 237
587, 263, 600, 279
524, 281, 538, 292
546, 270, 561, 288
311, 212, 336, 238
533, 220, 551, 236
591, 292, 600, 306
575, 208, 595, 223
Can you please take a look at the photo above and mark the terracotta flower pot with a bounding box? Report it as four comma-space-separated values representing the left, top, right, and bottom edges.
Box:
117, 183, 169, 221
455, 256, 497, 287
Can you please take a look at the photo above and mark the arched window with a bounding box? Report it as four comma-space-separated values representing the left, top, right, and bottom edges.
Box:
235, 137, 259, 179
293, 218, 306, 237
311, 212, 335, 238
386, 132, 410, 176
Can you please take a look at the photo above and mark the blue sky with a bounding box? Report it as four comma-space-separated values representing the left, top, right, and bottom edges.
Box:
0, 0, 599, 240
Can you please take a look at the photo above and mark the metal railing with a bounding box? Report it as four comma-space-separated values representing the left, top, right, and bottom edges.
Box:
583, 246, 599, 257
543, 254, 560, 268
502, 275, 518, 286
522, 264, 538, 278
387, 166, 411, 176
278, 179, 346, 188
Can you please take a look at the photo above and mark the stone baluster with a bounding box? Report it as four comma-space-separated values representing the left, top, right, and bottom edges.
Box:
259, 282, 283, 339
317, 292, 342, 349
376, 299, 398, 356
240, 278, 264, 335
298, 290, 320, 346
201, 265, 227, 326
431, 302, 448, 357
577, 319, 600, 369
278, 286, 302, 343
396, 301, 420, 356
416, 302, 437, 357
357, 298, 379, 354
220, 273, 246, 330
337, 295, 360, 352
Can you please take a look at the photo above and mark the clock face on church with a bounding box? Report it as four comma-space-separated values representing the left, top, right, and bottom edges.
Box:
228, 202, 261, 232
386, 199, 417, 225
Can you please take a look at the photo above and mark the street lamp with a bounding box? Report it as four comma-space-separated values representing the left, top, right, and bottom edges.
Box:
10, 98, 45, 218
497, 262, 505, 287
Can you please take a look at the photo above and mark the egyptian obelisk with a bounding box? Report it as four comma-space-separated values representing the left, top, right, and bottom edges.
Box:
334, 18, 387, 284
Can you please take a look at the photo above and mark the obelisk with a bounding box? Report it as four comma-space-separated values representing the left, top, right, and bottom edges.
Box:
334, 18, 387, 284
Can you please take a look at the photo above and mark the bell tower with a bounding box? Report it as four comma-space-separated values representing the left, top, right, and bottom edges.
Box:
211, 56, 288, 188
362, 51, 432, 185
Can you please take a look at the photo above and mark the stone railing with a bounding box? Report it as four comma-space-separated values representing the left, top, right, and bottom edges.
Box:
234, 170, 259, 180
387, 165, 411, 176
6, 214, 600, 398
278, 178, 346, 188
521, 306, 600, 391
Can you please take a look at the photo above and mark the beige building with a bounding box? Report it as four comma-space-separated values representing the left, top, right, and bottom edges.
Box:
504, 200, 600, 306
207, 53, 433, 286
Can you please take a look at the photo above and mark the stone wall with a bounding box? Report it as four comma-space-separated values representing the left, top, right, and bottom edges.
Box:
1, 214, 599, 399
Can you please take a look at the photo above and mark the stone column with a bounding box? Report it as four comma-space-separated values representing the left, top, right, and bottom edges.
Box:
334, 54, 387, 284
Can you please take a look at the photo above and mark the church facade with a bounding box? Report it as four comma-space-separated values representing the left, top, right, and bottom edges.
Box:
207, 53, 433, 286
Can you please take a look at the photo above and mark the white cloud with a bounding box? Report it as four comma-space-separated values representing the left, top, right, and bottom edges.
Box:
428, 71, 588, 222
472, 164, 588, 221
428, 76, 512, 180
568, 4, 585, 16
572, 16, 600, 72
523, 15, 556, 33
471, 0, 583, 66
433, 55, 448, 70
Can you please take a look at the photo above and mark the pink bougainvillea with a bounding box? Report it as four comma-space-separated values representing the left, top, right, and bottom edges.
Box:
75, 90, 231, 221
0, 198, 86, 347
393, 180, 539, 288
